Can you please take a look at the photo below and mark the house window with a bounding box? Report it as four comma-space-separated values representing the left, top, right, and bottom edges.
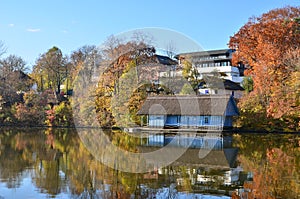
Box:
204, 117, 209, 124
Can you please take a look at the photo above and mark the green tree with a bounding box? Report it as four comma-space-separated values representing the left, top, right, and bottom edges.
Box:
179, 83, 195, 95
54, 102, 74, 127
242, 76, 253, 94
111, 61, 138, 127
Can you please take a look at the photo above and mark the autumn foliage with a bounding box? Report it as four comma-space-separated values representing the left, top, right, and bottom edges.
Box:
229, 6, 300, 131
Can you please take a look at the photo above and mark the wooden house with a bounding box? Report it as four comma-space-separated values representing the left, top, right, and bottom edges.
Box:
137, 95, 239, 128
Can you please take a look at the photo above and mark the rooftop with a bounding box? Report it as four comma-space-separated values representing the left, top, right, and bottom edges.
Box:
155, 54, 177, 65
175, 49, 235, 59
137, 95, 238, 116
199, 79, 244, 91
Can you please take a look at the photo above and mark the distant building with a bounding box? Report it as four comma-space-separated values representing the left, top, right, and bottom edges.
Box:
175, 49, 245, 84
198, 79, 244, 99
137, 95, 239, 129
139, 54, 178, 85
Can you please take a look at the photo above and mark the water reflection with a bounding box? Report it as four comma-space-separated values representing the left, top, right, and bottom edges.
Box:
0, 128, 299, 199
138, 132, 247, 196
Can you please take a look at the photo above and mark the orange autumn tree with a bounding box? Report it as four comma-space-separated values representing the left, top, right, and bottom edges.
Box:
229, 6, 300, 131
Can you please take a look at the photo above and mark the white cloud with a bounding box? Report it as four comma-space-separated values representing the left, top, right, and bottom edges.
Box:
26, 28, 41, 32
9, 23, 15, 27
62, 30, 68, 34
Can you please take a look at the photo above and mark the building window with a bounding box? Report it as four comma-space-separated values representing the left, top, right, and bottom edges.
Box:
204, 117, 209, 124
221, 61, 230, 66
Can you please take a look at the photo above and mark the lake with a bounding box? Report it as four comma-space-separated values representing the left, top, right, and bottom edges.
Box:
0, 128, 299, 199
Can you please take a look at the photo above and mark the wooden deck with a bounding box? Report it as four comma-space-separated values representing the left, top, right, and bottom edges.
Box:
124, 126, 225, 133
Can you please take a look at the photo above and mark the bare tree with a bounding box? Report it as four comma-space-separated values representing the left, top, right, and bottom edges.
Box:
70, 45, 98, 66
102, 35, 123, 60
0, 55, 27, 76
70, 45, 103, 87
165, 40, 177, 59
102, 32, 154, 62
0, 54, 32, 96
131, 31, 154, 47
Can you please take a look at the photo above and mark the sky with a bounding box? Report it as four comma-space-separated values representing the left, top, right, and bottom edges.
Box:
0, 0, 299, 69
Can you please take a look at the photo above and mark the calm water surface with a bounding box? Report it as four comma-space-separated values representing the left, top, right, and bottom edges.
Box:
0, 128, 299, 199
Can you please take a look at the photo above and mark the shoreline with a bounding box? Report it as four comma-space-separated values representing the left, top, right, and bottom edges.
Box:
0, 125, 299, 134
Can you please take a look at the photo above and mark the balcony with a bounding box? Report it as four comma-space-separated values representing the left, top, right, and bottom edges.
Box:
197, 66, 239, 74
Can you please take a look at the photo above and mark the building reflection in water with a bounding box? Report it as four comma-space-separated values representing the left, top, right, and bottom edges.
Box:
136, 132, 253, 195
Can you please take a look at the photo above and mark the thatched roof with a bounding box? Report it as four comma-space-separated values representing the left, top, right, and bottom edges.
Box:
137, 95, 238, 116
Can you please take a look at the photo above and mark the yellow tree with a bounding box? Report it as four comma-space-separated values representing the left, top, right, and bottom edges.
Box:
32, 46, 67, 94
95, 39, 155, 127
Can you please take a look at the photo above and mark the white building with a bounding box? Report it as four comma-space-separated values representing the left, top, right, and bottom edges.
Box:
175, 49, 245, 84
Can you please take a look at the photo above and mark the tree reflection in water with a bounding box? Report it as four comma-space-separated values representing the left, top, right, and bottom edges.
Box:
0, 128, 299, 199
233, 134, 300, 199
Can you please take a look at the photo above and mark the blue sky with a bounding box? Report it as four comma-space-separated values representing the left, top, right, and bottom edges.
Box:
0, 0, 299, 68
